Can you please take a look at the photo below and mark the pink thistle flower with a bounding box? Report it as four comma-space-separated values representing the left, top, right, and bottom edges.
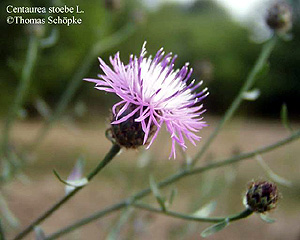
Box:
84, 42, 208, 159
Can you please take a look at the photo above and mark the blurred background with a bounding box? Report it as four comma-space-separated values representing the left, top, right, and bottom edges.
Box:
1, 0, 300, 118
1, 0, 300, 239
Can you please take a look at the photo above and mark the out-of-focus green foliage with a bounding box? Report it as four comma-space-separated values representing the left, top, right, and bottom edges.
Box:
1, 0, 299, 118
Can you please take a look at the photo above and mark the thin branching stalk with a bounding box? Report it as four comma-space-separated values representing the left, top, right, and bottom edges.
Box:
45, 129, 300, 240
29, 23, 135, 151
190, 35, 278, 167
133, 202, 253, 223
13, 144, 121, 240
1, 36, 40, 154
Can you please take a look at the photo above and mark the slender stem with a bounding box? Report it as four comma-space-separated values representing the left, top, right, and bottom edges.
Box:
191, 36, 278, 167
46, 202, 127, 240
228, 208, 253, 222
45, 129, 300, 239
13, 144, 121, 240
1, 36, 40, 154
29, 23, 135, 151
188, 129, 300, 176
132, 202, 253, 223
86, 144, 120, 181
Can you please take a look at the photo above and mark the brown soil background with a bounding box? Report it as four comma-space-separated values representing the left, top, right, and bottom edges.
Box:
2, 116, 300, 240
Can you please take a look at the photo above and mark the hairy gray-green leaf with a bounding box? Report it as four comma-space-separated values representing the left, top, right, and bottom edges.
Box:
260, 213, 275, 223
53, 169, 88, 191
256, 155, 292, 187
201, 219, 229, 238
242, 89, 260, 101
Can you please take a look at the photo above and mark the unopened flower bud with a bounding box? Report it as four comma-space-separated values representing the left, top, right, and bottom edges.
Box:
109, 104, 156, 149
266, 2, 292, 32
245, 181, 279, 213
105, 0, 122, 11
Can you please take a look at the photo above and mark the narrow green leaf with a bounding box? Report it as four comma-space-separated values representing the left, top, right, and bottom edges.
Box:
167, 188, 178, 207
66, 178, 89, 187
260, 213, 275, 223
201, 219, 229, 238
149, 175, 161, 197
149, 175, 166, 211
34, 226, 46, 240
256, 155, 292, 187
65, 157, 87, 194
280, 104, 293, 132
53, 170, 88, 188
53, 170, 69, 186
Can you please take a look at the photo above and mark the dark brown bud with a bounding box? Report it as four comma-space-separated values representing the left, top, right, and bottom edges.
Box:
266, 2, 292, 32
105, 0, 122, 11
109, 104, 156, 149
246, 181, 279, 213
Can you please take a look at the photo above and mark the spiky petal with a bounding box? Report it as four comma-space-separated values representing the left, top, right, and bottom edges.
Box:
84, 42, 208, 158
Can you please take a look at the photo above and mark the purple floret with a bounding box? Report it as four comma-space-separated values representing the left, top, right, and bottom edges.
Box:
84, 42, 208, 159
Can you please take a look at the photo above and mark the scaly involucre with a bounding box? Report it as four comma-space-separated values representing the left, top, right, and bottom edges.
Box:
84, 42, 208, 158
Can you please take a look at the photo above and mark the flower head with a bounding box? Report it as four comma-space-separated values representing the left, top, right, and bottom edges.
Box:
245, 181, 279, 213
266, 1, 292, 32
84, 42, 208, 158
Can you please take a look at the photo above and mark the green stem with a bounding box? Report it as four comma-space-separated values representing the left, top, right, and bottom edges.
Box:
29, 23, 135, 151
45, 129, 300, 239
13, 144, 121, 240
2, 36, 40, 154
132, 202, 253, 223
191, 36, 278, 167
